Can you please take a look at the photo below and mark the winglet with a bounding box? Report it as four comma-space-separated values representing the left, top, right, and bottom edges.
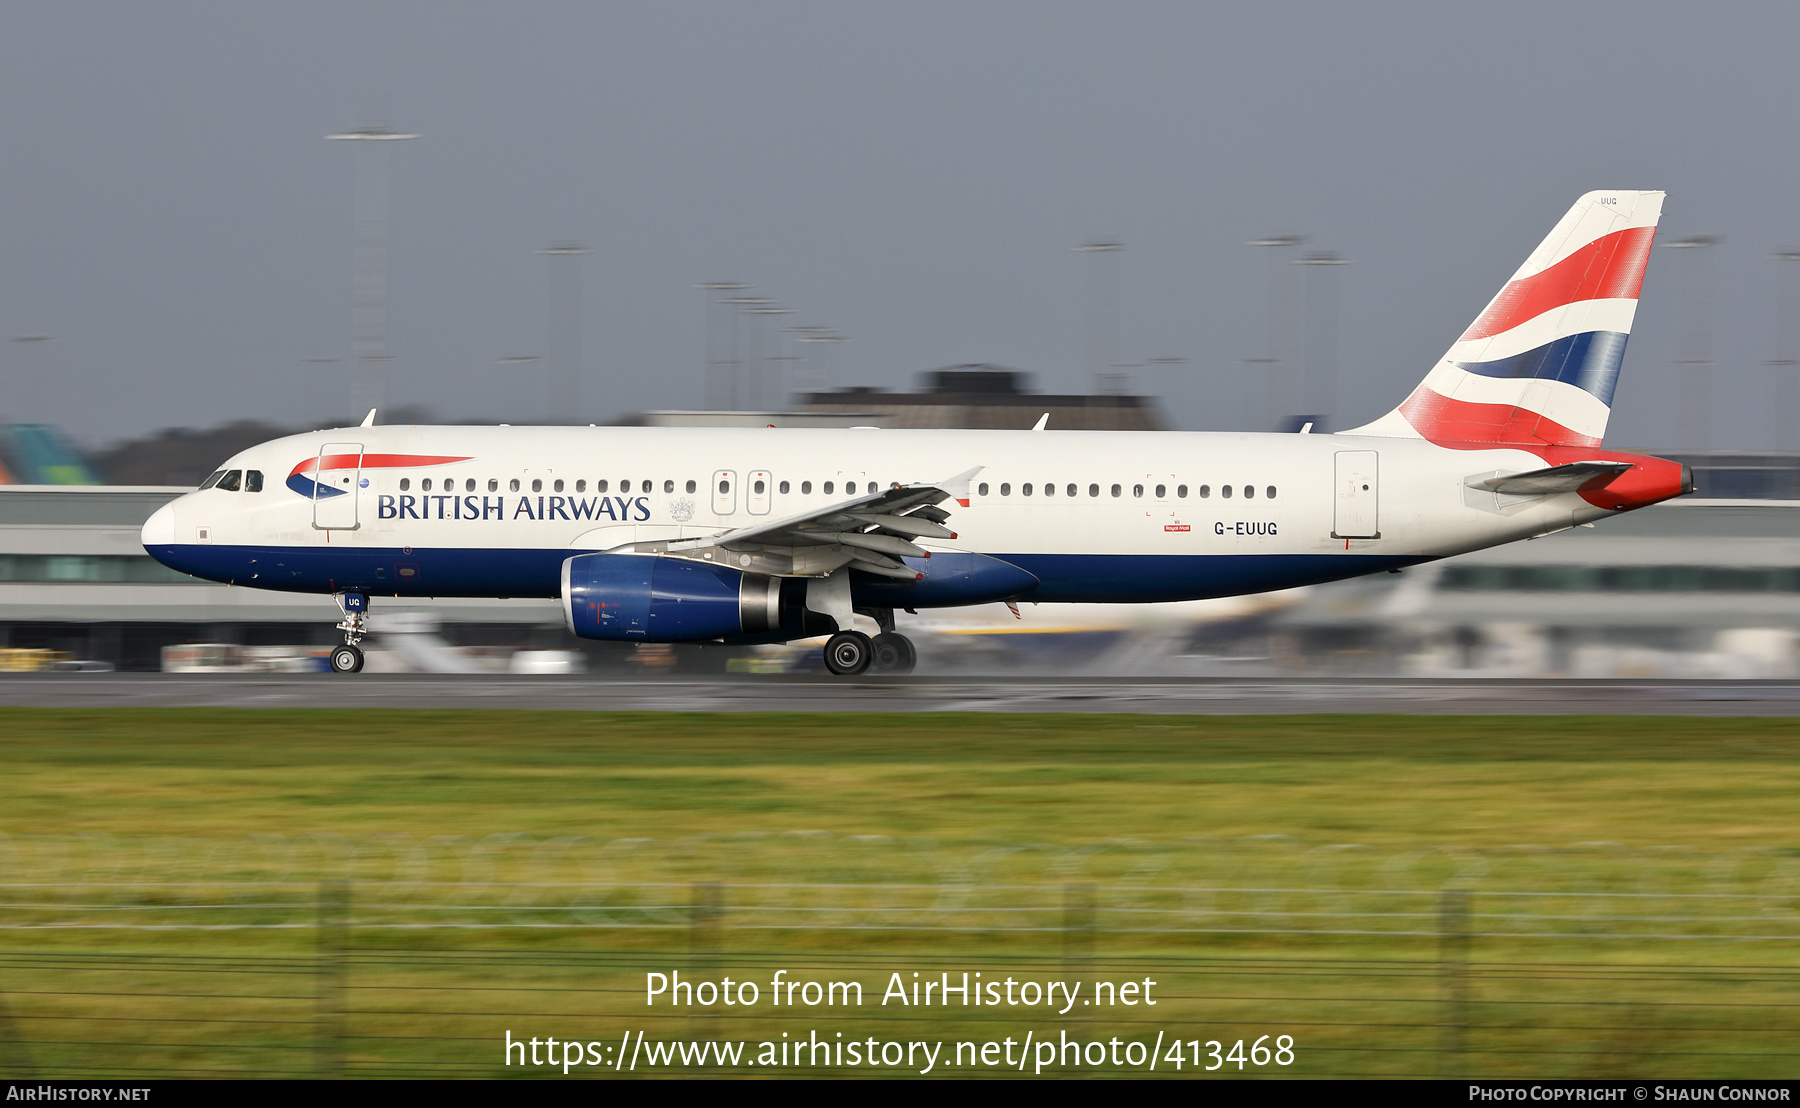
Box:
937, 466, 985, 508
360, 409, 377, 428
1031, 413, 1049, 431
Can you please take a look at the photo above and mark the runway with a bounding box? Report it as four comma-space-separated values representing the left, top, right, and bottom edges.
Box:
2, 673, 1798, 714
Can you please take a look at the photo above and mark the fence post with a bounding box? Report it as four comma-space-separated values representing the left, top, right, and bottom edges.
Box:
1063, 883, 1096, 970
316, 880, 349, 1079
1438, 888, 1471, 1075
689, 883, 723, 1069
0, 980, 35, 1079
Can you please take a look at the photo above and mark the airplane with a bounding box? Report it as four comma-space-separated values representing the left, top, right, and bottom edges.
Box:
142, 190, 1690, 676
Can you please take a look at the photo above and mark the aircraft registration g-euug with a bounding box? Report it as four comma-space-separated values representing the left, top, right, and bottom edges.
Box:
144, 191, 1690, 675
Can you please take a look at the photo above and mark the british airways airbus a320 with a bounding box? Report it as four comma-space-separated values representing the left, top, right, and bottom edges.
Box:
143, 191, 1690, 676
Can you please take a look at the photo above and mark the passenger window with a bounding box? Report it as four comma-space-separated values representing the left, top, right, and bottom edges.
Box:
1066, 483, 1076, 497
823, 481, 834, 495
1088, 484, 1098, 497
1222, 485, 1233, 499
754, 478, 766, 494
718, 479, 729, 494
665, 479, 675, 494
778, 480, 790, 494
553, 479, 564, 493
1133, 484, 1144, 498
1042, 483, 1053, 497
641, 480, 652, 493
1177, 485, 1187, 498
576, 480, 586, 493
1199, 485, 1211, 498
245, 470, 264, 493
1000, 483, 1011, 496
620, 478, 630, 492
686, 479, 698, 494
978, 482, 990, 496
216, 470, 242, 491
399, 478, 411, 492
801, 481, 812, 494
1243, 485, 1255, 499
466, 479, 476, 492
488, 479, 499, 492
597, 479, 609, 493
1110, 484, 1121, 498
1023, 483, 1033, 496
531, 479, 543, 493
1267, 486, 1277, 499
510, 478, 521, 492
199, 470, 226, 490
1155, 484, 1166, 498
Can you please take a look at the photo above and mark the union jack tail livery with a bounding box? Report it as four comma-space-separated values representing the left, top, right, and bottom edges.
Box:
1346, 190, 1664, 449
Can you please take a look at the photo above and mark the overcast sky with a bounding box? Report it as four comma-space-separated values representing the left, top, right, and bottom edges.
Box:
5, 2, 1800, 450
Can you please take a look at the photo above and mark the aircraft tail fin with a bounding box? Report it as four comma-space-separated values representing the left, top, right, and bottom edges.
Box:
1342, 190, 1664, 449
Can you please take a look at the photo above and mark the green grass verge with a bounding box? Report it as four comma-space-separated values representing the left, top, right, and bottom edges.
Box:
0, 709, 1797, 1079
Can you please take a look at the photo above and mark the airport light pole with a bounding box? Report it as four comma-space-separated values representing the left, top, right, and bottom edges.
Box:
1770, 249, 1800, 451
696, 283, 746, 410
1666, 235, 1721, 451
537, 242, 587, 424
1245, 235, 1304, 430
1075, 239, 1123, 395
1296, 251, 1351, 431
791, 327, 843, 395
327, 124, 420, 423
740, 305, 791, 410
717, 297, 773, 409
495, 356, 540, 424
1145, 356, 1188, 429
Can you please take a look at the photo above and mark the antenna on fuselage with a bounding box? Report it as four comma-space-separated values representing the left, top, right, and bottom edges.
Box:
360, 409, 377, 427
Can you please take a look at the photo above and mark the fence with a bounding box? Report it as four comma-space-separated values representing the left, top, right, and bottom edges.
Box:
1, 835, 1798, 1078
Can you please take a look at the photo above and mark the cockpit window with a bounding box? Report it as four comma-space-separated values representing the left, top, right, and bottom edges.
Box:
199, 470, 226, 490
215, 470, 242, 491
245, 470, 264, 493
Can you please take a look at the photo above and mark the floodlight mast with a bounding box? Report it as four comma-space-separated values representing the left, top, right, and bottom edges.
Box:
327, 124, 421, 423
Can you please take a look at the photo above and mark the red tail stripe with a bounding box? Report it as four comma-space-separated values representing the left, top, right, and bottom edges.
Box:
289, 453, 472, 477
1398, 389, 1601, 450
1458, 226, 1655, 343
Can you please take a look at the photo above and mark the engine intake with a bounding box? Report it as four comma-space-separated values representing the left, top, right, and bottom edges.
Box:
561, 553, 782, 641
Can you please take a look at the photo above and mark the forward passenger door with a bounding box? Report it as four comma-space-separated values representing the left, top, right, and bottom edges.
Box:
312, 443, 363, 531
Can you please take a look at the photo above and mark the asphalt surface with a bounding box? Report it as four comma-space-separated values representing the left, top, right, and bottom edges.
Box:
1, 673, 1797, 714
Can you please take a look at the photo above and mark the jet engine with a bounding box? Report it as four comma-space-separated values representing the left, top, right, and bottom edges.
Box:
561, 552, 795, 642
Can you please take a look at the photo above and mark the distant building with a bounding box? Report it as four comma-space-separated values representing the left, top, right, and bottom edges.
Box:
792, 366, 1169, 431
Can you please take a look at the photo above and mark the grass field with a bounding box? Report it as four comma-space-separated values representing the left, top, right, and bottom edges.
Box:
1, 709, 1797, 1078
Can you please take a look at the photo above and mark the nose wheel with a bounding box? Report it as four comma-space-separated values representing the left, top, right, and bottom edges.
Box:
331, 592, 370, 675
330, 644, 365, 673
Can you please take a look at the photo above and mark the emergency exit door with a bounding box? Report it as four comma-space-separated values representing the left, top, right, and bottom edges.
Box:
311, 442, 363, 531
1332, 450, 1379, 539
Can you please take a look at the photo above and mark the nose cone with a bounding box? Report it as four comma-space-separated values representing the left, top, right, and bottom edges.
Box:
141, 501, 176, 549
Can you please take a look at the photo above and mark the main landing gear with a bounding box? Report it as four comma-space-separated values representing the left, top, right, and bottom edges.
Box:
822, 607, 917, 676
330, 592, 369, 674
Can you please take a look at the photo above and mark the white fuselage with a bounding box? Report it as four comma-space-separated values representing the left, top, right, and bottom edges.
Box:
141, 424, 1622, 617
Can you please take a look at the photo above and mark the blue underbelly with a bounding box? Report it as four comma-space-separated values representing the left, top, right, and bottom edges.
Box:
147, 544, 1426, 605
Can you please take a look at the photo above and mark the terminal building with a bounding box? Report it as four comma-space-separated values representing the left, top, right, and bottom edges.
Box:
1, 397, 1795, 675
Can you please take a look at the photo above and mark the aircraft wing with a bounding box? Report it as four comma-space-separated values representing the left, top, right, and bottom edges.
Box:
1467, 461, 1633, 497
665, 467, 984, 579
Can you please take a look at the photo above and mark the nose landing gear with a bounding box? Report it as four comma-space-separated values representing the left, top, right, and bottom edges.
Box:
331, 592, 369, 674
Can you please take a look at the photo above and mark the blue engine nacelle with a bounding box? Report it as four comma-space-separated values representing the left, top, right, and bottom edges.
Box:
561, 553, 784, 642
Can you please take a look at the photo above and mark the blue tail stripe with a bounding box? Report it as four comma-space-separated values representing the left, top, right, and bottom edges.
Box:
1453, 330, 1628, 407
